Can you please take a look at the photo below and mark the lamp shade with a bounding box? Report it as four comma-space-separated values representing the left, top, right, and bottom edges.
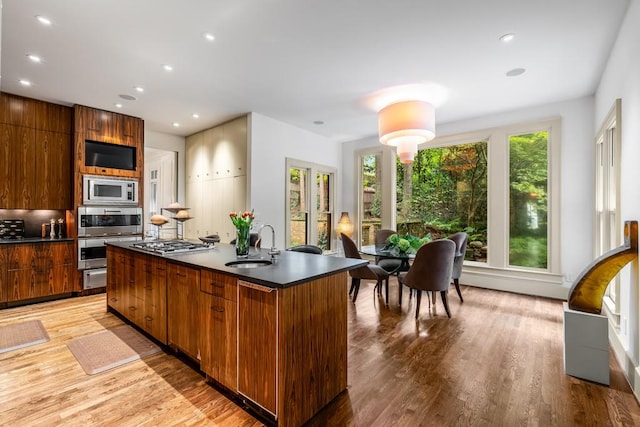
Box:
337, 212, 353, 238
378, 100, 435, 163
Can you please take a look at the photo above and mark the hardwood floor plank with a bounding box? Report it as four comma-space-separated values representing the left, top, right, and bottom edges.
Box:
1, 280, 640, 426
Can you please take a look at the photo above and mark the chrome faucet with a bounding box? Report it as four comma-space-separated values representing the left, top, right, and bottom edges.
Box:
258, 224, 280, 256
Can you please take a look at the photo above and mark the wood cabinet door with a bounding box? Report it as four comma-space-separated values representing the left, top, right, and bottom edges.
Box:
0, 124, 35, 208
140, 256, 168, 344
238, 281, 277, 415
34, 130, 72, 209
167, 263, 201, 359
106, 247, 122, 310
199, 292, 237, 391
0, 246, 7, 303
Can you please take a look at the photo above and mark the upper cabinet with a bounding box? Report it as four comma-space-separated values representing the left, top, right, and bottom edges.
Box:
185, 116, 248, 183
0, 93, 72, 209
184, 115, 248, 241
73, 105, 144, 180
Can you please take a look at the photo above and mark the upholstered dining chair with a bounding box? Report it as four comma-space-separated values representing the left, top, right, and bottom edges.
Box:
341, 233, 390, 304
374, 229, 404, 274
447, 232, 468, 302
398, 239, 456, 318
286, 244, 323, 255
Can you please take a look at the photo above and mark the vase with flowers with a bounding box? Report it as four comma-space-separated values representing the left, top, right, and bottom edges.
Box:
230, 210, 254, 258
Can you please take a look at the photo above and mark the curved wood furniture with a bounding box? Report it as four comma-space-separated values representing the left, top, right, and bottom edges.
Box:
568, 220, 637, 314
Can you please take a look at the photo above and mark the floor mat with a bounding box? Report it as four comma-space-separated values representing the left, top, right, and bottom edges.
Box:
67, 325, 162, 375
0, 319, 50, 354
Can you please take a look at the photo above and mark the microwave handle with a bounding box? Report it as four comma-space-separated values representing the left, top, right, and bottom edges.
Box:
104, 209, 122, 213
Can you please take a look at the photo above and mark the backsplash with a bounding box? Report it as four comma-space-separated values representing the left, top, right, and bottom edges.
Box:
0, 209, 67, 238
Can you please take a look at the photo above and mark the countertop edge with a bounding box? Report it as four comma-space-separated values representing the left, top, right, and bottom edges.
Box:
107, 241, 368, 288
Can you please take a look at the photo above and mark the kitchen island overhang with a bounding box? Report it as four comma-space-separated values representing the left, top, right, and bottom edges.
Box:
106, 241, 367, 427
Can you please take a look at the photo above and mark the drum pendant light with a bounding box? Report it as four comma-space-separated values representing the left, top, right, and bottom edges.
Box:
378, 100, 436, 164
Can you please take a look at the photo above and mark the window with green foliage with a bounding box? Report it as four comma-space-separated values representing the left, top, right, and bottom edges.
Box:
396, 141, 488, 262
509, 132, 548, 269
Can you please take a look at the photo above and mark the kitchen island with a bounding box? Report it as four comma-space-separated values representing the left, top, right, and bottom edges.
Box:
106, 241, 366, 427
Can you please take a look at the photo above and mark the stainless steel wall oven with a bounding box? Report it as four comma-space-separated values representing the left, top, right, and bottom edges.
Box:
77, 205, 143, 290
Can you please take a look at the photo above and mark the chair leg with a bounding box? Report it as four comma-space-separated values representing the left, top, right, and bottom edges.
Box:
399, 281, 403, 306
454, 278, 464, 302
352, 279, 361, 303
415, 290, 421, 319
385, 277, 389, 305
440, 291, 451, 318
349, 277, 356, 296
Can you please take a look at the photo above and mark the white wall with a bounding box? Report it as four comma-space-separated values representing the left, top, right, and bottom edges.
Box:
595, 0, 640, 398
249, 113, 342, 249
342, 96, 595, 295
144, 130, 186, 205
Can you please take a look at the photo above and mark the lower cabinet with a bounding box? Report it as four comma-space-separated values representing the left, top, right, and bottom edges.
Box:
199, 269, 237, 390
3, 242, 74, 302
107, 248, 168, 344
237, 280, 278, 415
167, 262, 201, 359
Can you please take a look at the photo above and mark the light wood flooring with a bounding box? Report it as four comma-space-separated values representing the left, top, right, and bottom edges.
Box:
1, 280, 639, 426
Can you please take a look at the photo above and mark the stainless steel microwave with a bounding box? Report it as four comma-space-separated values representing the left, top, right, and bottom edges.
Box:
83, 175, 138, 205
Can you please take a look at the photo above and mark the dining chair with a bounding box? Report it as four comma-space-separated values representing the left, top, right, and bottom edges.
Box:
398, 239, 456, 318
286, 244, 323, 254
447, 232, 468, 302
341, 233, 390, 304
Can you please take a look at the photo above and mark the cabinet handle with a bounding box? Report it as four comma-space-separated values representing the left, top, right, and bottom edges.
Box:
176, 273, 187, 278
211, 282, 224, 289
145, 316, 153, 321
211, 306, 224, 312
145, 285, 153, 291
129, 306, 136, 311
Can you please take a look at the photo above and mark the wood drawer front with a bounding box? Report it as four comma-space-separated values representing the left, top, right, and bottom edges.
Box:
6, 243, 73, 270
200, 269, 236, 301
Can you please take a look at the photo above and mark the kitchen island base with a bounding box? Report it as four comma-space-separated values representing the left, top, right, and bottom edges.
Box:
106, 243, 363, 427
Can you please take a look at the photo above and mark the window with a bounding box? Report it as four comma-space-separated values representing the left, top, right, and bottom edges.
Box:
509, 131, 548, 268
285, 158, 336, 251
596, 99, 621, 314
395, 141, 488, 262
359, 118, 561, 284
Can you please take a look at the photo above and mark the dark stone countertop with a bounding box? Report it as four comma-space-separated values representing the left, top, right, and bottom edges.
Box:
0, 237, 75, 245
107, 240, 367, 289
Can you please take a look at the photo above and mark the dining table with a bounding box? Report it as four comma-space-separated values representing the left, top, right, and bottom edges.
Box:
360, 244, 415, 304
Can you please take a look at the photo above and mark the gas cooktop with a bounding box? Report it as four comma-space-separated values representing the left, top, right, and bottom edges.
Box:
132, 240, 212, 255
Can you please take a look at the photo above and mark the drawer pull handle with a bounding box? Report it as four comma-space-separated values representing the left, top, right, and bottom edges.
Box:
176, 273, 187, 278
145, 316, 153, 321
211, 306, 225, 312
211, 283, 224, 289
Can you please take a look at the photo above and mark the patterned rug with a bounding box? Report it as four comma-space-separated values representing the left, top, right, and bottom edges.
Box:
67, 325, 162, 375
0, 319, 50, 354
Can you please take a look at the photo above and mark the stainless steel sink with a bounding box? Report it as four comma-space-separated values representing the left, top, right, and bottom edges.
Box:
225, 259, 272, 268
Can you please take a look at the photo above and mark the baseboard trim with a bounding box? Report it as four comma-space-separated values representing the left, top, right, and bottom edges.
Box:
461, 267, 569, 300
609, 322, 640, 402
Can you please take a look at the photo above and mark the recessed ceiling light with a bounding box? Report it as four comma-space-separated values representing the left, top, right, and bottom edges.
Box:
506, 67, 526, 77
114, 103, 123, 109
134, 86, 144, 93
35, 15, 52, 26
119, 94, 136, 101
163, 64, 173, 72
499, 33, 515, 43
313, 120, 325, 125
27, 54, 42, 63
172, 122, 180, 127
203, 32, 215, 41
192, 113, 200, 119
19, 79, 32, 87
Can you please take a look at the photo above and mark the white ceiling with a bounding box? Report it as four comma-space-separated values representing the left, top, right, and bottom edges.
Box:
0, 0, 630, 142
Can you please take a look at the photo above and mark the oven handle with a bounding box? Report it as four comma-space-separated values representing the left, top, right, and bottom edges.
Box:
104, 209, 122, 213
